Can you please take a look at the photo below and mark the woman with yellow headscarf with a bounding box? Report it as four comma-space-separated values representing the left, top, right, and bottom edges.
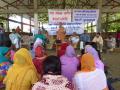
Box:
73, 53, 108, 90
4, 48, 39, 90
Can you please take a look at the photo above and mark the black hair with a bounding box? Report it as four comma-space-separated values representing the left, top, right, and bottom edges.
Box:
0, 23, 4, 28
97, 32, 100, 35
81, 49, 85, 55
85, 42, 91, 46
12, 29, 15, 31
90, 42, 102, 60
5, 40, 12, 48
43, 55, 61, 75
90, 42, 97, 50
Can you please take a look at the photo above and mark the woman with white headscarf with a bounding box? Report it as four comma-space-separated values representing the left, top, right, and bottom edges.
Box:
33, 38, 43, 52
30, 38, 43, 58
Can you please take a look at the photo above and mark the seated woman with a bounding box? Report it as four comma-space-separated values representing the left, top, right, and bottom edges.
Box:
57, 41, 69, 57
73, 53, 108, 90
31, 38, 43, 58
105, 34, 116, 52
4, 48, 39, 90
0, 41, 14, 88
60, 45, 79, 81
33, 43, 47, 74
33, 38, 43, 52
85, 45, 104, 71
32, 55, 73, 90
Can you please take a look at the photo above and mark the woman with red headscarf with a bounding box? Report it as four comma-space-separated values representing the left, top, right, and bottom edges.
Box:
33, 38, 47, 74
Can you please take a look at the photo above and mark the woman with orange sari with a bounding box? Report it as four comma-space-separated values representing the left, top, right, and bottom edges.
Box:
4, 48, 39, 90
57, 24, 66, 43
73, 53, 108, 90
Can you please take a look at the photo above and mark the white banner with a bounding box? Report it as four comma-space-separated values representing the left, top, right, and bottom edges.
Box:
73, 9, 99, 23
48, 9, 72, 24
46, 23, 84, 35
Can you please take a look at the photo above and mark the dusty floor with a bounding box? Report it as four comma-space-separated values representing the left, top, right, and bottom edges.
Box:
0, 50, 120, 90
102, 52, 120, 90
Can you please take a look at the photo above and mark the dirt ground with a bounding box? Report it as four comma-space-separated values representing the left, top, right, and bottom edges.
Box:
102, 52, 120, 90
0, 50, 120, 90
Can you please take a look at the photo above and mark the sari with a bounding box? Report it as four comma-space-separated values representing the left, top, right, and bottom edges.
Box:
0, 47, 13, 88
57, 42, 69, 57
57, 27, 66, 42
73, 53, 107, 90
60, 45, 79, 81
33, 38, 43, 52
33, 45, 46, 74
85, 45, 104, 71
4, 48, 39, 90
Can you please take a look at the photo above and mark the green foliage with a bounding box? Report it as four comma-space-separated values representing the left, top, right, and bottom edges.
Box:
108, 23, 120, 32
102, 13, 120, 32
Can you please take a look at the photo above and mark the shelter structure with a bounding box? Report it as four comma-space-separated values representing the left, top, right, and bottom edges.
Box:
0, 0, 120, 32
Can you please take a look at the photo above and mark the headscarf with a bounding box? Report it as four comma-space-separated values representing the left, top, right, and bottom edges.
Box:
85, 45, 104, 70
4, 48, 38, 90
65, 45, 76, 57
57, 42, 68, 57
33, 38, 43, 52
0, 47, 10, 63
60, 45, 79, 81
35, 46, 44, 57
81, 53, 95, 71
0, 47, 9, 56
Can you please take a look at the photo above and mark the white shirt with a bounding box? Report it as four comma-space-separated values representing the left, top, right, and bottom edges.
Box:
92, 36, 103, 45
73, 69, 107, 90
70, 36, 79, 43
9, 33, 18, 44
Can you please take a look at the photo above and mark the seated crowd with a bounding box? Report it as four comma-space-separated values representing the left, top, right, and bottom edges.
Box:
0, 36, 112, 90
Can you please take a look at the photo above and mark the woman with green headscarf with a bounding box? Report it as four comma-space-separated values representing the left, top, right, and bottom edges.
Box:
0, 41, 14, 88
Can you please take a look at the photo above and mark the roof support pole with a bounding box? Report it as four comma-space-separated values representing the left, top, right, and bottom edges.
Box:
34, 0, 39, 35
97, 0, 102, 32
6, 14, 9, 32
21, 14, 23, 32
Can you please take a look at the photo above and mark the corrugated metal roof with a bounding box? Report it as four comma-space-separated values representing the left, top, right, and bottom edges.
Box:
0, 0, 120, 13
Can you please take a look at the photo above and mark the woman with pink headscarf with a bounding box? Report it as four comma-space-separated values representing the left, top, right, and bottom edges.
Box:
85, 45, 104, 71
60, 45, 79, 81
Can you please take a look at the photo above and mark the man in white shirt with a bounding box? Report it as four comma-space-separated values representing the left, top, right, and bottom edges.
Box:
9, 29, 21, 49
69, 32, 79, 49
92, 32, 103, 52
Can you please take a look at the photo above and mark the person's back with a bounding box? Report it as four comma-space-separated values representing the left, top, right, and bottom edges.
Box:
32, 55, 72, 90
33, 46, 46, 74
0, 46, 12, 88
61, 56, 79, 81
33, 75, 72, 90
60, 45, 79, 81
4, 48, 38, 90
73, 53, 108, 90
73, 69, 107, 90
